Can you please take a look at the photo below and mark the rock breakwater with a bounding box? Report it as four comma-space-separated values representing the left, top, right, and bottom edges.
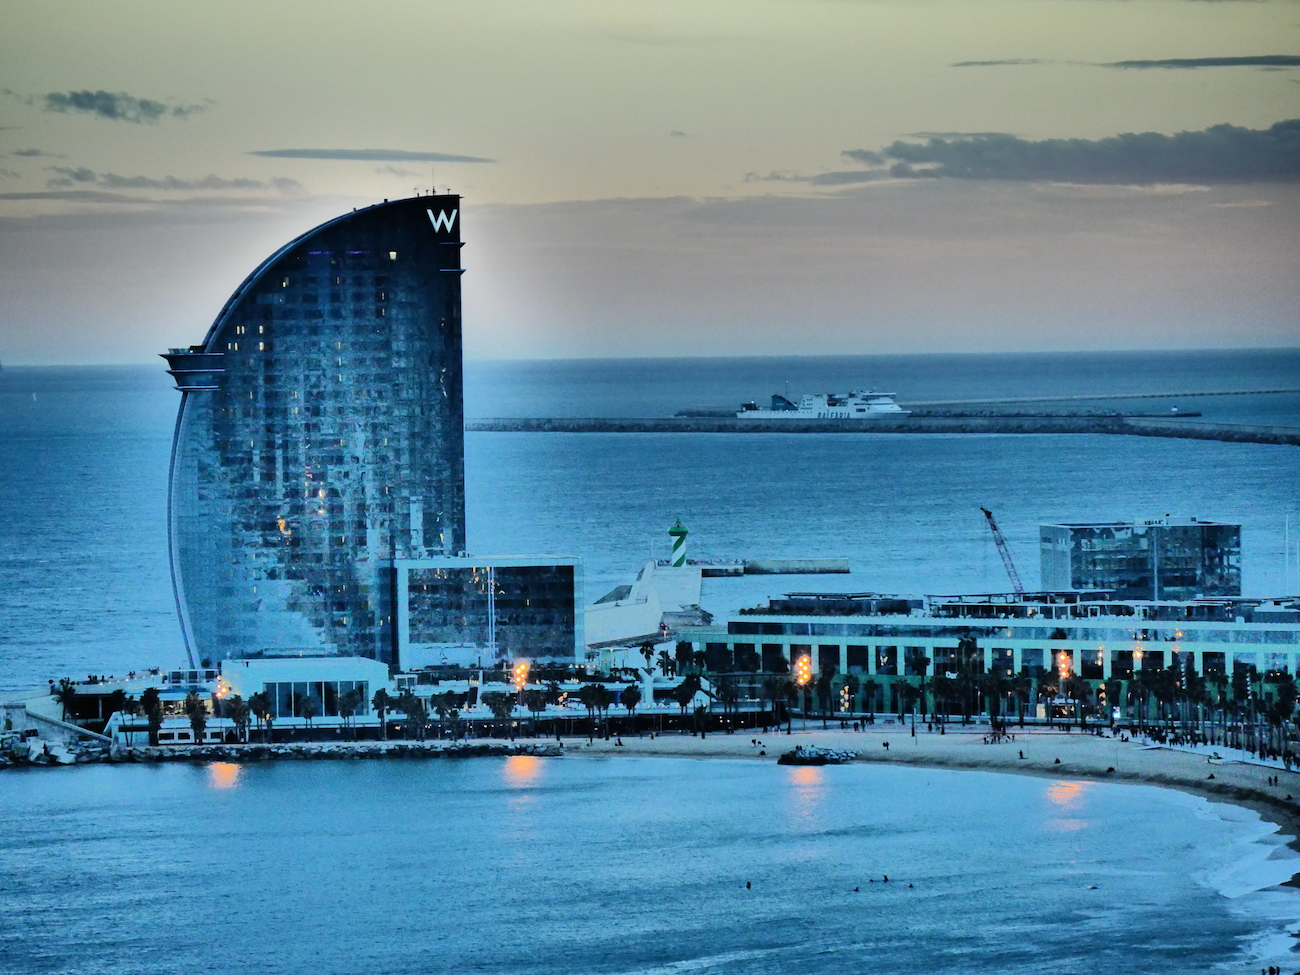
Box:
0, 736, 562, 768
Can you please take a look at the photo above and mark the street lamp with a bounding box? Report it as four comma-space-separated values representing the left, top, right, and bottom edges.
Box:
795, 654, 812, 731
512, 660, 529, 699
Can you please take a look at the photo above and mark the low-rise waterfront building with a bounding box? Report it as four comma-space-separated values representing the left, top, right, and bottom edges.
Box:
680, 590, 1300, 719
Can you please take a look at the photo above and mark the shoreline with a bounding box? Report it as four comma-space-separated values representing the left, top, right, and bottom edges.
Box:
567, 726, 1300, 875
11, 724, 1300, 877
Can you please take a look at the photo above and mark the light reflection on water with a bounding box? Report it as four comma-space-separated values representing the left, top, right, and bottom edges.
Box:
206, 762, 241, 790
501, 754, 543, 787
784, 765, 827, 828
1045, 780, 1091, 832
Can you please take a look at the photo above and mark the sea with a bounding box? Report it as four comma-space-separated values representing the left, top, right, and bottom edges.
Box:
1, 348, 1300, 972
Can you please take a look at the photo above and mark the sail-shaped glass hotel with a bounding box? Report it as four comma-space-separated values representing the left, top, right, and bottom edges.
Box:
163, 196, 466, 667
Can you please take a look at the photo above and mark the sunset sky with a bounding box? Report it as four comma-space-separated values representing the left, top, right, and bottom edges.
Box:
0, 0, 1297, 362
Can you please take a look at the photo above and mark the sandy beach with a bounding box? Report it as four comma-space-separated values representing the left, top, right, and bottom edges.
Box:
565, 722, 1300, 872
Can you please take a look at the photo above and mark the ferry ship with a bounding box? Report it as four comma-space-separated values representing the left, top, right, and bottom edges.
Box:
737, 389, 910, 419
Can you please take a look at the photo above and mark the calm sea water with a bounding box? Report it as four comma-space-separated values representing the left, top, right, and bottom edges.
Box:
2, 351, 1300, 971
0, 756, 1292, 975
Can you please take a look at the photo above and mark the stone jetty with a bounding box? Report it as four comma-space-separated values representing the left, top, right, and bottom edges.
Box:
0, 734, 562, 769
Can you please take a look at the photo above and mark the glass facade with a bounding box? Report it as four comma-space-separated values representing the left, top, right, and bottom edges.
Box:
1040, 520, 1241, 600
405, 563, 578, 660
164, 196, 465, 665
263, 680, 371, 719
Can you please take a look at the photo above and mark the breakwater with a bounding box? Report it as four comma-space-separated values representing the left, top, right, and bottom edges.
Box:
466, 415, 1300, 447
0, 737, 563, 768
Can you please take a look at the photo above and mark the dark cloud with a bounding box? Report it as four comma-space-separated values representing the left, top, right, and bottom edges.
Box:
0, 168, 19, 180
11, 148, 65, 158
1104, 55, 1300, 69
44, 167, 304, 194
248, 148, 494, 163
375, 165, 420, 178
835, 119, 1300, 183
46, 166, 96, 185
952, 58, 1048, 67
669, 130, 690, 138
42, 90, 206, 123
809, 170, 892, 186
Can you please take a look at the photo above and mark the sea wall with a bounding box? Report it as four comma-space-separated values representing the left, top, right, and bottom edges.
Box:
0, 736, 563, 768
465, 416, 1300, 447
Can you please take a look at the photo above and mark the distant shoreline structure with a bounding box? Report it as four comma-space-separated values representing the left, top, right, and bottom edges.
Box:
466, 415, 1300, 447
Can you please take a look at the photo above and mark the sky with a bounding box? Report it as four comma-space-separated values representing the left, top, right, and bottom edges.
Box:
0, 0, 1297, 363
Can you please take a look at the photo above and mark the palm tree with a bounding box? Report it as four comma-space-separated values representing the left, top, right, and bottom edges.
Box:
639, 644, 655, 671
295, 692, 321, 740
337, 687, 363, 738
657, 649, 675, 677
815, 671, 833, 729
53, 680, 78, 723
1009, 671, 1033, 727
592, 684, 614, 736
1101, 677, 1123, 726
620, 684, 642, 734
712, 675, 738, 721
761, 675, 786, 730
575, 683, 601, 734
227, 694, 251, 743
674, 642, 694, 675
1036, 670, 1060, 727
372, 687, 392, 740
106, 688, 127, 731
1062, 675, 1091, 728
248, 691, 273, 742
119, 693, 140, 744
523, 688, 548, 736
183, 691, 207, 743
905, 648, 932, 721
482, 691, 517, 739
141, 687, 164, 746
979, 671, 1009, 725
931, 674, 956, 724
430, 691, 455, 737
1128, 672, 1149, 733
673, 675, 701, 732
860, 678, 879, 723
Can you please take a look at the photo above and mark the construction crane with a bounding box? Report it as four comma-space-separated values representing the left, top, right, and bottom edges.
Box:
980, 507, 1026, 597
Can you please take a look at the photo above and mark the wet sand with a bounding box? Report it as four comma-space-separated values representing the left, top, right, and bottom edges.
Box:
566, 723, 1300, 873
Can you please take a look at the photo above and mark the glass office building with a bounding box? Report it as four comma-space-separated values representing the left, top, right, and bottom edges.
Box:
395, 556, 583, 665
163, 196, 465, 666
1040, 518, 1241, 600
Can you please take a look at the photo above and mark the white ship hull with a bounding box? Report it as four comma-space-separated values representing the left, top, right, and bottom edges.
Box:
737, 389, 910, 419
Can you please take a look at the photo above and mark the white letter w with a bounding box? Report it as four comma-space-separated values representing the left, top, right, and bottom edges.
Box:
427, 208, 457, 232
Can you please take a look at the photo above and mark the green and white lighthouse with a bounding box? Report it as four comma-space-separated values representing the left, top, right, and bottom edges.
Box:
668, 518, 689, 567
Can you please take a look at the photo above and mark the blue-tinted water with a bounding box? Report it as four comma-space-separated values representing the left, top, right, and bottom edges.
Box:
0, 756, 1287, 975
2, 352, 1300, 971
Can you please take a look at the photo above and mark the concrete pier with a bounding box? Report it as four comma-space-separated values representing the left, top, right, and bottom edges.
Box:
465, 415, 1300, 447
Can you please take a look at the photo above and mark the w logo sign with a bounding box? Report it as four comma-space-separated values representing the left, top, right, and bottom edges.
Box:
427, 208, 457, 232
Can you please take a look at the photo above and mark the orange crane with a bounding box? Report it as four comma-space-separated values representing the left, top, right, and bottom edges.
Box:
980, 507, 1026, 597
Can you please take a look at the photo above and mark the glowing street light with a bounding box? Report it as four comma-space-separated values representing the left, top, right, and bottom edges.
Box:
512, 660, 529, 696
795, 654, 812, 730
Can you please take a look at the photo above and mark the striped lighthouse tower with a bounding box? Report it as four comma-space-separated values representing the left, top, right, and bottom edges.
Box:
668, 518, 689, 567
